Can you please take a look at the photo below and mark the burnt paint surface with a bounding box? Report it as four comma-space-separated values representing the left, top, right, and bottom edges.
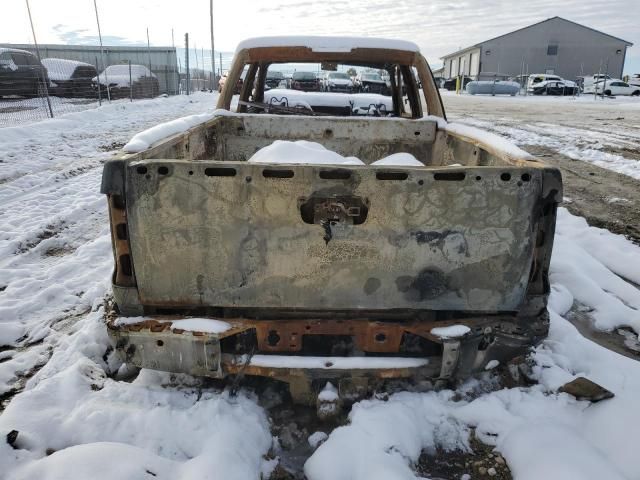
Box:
125, 159, 543, 312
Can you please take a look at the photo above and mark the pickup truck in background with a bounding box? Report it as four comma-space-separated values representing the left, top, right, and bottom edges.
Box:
101, 36, 562, 407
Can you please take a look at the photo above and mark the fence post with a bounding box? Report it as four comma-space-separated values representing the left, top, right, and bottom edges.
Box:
129, 60, 133, 102
95, 56, 102, 106
185, 33, 190, 96
25, 0, 54, 118
93, 0, 111, 102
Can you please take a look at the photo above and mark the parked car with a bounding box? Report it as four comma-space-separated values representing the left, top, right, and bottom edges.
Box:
355, 72, 389, 94
265, 70, 285, 90
0, 48, 49, 98
42, 58, 97, 98
526, 74, 563, 92
531, 80, 579, 96
579, 74, 615, 91
466, 80, 520, 96
321, 71, 355, 92
629, 74, 640, 87
290, 71, 321, 91
584, 80, 640, 96
93, 64, 159, 99
442, 76, 472, 91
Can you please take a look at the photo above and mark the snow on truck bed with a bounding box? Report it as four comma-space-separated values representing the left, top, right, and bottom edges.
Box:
246, 140, 424, 166
2, 92, 640, 480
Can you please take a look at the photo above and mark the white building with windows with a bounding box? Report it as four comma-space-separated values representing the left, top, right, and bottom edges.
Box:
440, 17, 632, 80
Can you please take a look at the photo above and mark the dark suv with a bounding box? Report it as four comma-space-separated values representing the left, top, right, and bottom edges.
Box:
0, 48, 49, 98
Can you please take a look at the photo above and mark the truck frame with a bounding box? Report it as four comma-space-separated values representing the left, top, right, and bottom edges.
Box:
101, 37, 562, 405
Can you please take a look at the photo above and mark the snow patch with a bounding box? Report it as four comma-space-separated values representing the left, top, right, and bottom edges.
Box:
167, 318, 232, 334
123, 112, 216, 153
371, 153, 424, 166
318, 382, 339, 402
308, 431, 328, 449
246, 355, 429, 369
248, 140, 364, 165
430, 325, 471, 339
444, 122, 535, 160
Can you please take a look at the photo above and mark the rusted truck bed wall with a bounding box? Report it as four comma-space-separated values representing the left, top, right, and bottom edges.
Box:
131, 115, 527, 168
124, 158, 544, 312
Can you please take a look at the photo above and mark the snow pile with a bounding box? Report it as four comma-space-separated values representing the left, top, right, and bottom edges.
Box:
248, 140, 423, 166
248, 140, 364, 165
549, 208, 640, 333
0, 312, 273, 480
123, 112, 216, 153
0, 92, 218, 397
371, 153, 424, 167
248, 355, 429, 369
444, 122, 536, 160
115, 317, 232, 334
308, 432, 328, 449
430, 325, 471, 339
318, 382, 339, 402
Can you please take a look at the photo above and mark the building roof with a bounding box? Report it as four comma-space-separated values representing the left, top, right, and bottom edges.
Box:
440, 16, 633, 60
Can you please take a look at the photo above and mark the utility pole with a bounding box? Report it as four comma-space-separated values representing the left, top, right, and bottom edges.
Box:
93, 0, 110, 101
171, 28, 177, 94
185, 33, 190, 95
210, 0, 216, 89
25, 0, 54, 117
146, 27, 152, 75
194, 42, 199, 88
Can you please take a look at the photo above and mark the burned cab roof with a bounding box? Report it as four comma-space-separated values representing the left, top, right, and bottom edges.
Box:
235, 36, 420, 54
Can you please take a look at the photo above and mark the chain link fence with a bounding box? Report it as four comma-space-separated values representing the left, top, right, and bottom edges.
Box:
0, 43, 183, 127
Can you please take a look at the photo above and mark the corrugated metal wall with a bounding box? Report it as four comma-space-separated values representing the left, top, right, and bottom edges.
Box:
0, 44, 179, 94
477, 18, 629, 79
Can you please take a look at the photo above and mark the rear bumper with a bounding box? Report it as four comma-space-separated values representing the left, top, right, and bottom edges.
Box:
106, 311, 549, 403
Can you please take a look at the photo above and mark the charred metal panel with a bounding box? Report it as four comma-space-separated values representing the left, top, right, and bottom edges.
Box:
210, 116, 437, 164
125, 161, 542, 312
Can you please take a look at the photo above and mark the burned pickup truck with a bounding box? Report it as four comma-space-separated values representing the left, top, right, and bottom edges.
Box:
101, 36, 561, 405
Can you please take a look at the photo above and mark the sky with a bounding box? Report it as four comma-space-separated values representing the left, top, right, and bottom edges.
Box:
3, 0, 638, 75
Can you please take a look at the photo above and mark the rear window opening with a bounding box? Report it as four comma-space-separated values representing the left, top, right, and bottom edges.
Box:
233, 61, 424, 119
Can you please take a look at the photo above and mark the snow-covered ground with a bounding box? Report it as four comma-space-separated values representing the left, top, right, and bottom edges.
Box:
0, 96, 107, 128
441, 90, 640, 180
1, 92, 640, 479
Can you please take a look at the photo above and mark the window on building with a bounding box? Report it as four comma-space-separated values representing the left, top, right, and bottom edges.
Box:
547, 45, 558, 56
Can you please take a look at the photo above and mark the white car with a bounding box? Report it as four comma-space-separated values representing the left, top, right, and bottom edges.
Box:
628, 74, 640, 87
580, 74, 614, 89
321, 71, 355, 92
527, 74, 562, 92
584, 80, 640, 96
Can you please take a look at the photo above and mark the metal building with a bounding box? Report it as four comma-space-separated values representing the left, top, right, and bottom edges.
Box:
441, 17, 633, 80
0, 43, 179, 94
